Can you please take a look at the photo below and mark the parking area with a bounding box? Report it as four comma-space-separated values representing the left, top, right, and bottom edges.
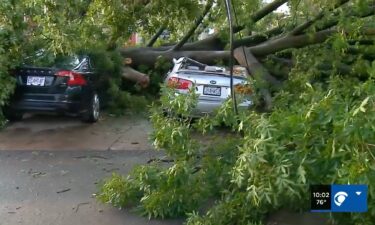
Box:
0, 113, 152, 151
0, 114, 184, 225
0, 114, 329, 225
0, 150, 182, 225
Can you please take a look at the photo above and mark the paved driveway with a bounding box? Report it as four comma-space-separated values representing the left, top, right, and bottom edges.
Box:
0, 114, 329, 225
0, 114, 182, 225
0, 150, 182, 225
0, 114, 152, 151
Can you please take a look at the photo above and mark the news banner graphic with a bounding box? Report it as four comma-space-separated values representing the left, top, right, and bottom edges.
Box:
311, 185, 368, 212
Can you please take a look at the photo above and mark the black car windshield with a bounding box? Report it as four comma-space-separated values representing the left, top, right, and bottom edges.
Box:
23, 50, 82, 69
53, 55, 81, 69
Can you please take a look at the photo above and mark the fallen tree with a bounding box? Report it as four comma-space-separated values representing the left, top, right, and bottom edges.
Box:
3, 0, 374, 111
3, 1, 373, 224
116, 0, 374, 110
80, 1, 375, 224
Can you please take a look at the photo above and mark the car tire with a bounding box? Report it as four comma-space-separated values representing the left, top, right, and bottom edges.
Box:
81, 93, 100, 123
2, 108, 23, 122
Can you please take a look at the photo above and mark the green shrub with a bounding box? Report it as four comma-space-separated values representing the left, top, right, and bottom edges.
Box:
0, 28, 19, 126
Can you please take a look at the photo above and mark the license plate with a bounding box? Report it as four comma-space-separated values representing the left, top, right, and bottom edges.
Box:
203, 85, 221, 96
27, 76, 45, 86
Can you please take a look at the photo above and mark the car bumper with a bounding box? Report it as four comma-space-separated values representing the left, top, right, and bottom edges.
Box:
9, 93, 83, 114
192, 97, 252, 117
11, 100, 81, 113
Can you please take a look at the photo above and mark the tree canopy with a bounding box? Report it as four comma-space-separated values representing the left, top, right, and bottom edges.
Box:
3, 0, 374, 108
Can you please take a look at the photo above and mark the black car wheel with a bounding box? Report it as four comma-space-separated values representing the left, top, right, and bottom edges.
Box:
81, 93, 100, 123
2, 107, 23, 122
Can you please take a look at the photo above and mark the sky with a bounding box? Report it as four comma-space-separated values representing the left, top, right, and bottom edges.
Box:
264, 0, 290, 13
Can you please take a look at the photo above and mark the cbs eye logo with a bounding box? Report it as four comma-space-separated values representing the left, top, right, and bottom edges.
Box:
334, 191, 348, 206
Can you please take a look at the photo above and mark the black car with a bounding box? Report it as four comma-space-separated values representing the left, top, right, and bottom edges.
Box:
4, 54, 100, 123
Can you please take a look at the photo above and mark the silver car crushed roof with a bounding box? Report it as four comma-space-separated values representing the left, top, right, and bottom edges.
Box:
165, 57, 253, 116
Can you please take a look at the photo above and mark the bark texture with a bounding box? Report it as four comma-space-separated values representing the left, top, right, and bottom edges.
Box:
122, 67, 150, 88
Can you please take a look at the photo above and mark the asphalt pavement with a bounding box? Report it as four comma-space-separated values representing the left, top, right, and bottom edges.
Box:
0, 150, 182, 225
0, 113, 329, 225
0, 113, 152, 151
0, 114, 182, 225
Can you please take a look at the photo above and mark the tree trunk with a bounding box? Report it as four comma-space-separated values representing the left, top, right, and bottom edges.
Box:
234, 47, 281, 87
233, 47, 279, 111
120, 48, 230, 67
121, 28, 375, 68
122, 67, 150, 88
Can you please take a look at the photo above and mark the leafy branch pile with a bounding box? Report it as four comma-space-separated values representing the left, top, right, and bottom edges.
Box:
87, 49, 150, 115
98, 45, 375, 225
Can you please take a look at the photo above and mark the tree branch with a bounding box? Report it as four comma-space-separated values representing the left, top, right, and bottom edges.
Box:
78, 0, 93, 24
146, 27, 166, 47
288, 12, 326, 36
248, 28, 375, 57
251, 0, 289, 23
172, 0, 213, 51
120, 28, 375, 70
122, 66, 150, 88
149, 0, 289, 51
266, 55, 294, 67
234, 0, 288, 33
120, 47, 230, 66
233, 48, 275, 111
234, 47, 281, 88
316, 4, 375, 32
156, 25, 285, 51
234, 26, 285, 48
287, 0, 349, 36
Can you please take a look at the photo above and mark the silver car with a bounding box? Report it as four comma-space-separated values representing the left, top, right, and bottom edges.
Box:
165, 57, 253, 116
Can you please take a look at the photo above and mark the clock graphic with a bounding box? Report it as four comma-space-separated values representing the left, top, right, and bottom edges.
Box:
311, 185, 331, 211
